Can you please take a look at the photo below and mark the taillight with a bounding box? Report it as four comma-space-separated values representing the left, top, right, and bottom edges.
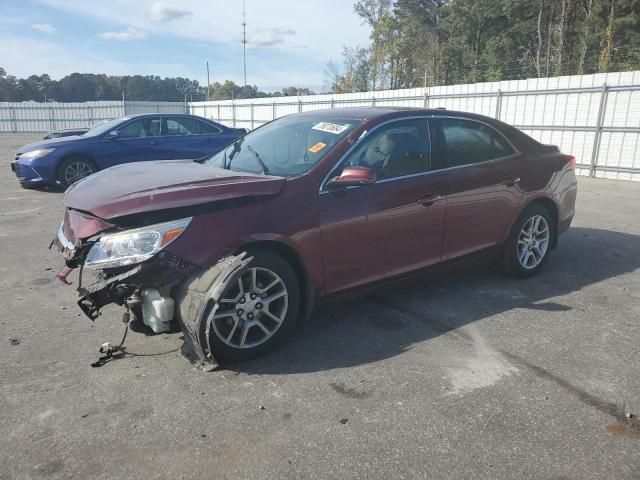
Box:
564, 155, 576, 169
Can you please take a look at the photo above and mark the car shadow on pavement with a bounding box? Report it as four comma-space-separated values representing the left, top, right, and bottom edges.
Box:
225, 226, 640, 375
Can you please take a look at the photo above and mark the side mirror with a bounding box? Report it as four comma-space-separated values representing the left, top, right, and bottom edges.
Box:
105, 130, 120, 140
326, 165, 376, 190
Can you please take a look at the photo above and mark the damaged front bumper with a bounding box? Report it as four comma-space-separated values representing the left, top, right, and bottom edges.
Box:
52, 222, 201, 328
51, 212, 254, 363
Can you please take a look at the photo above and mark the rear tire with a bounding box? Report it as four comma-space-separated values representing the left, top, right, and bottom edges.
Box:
56, 156, 97, 188
502, 203, 554, 278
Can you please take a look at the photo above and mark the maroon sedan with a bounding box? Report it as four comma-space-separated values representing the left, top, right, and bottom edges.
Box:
52, 107, 577, 363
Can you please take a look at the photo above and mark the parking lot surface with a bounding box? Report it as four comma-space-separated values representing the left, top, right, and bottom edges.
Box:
1, 133, 639, 479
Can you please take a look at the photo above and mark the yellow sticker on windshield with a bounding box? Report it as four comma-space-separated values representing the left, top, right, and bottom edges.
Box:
308, 142, 327, 153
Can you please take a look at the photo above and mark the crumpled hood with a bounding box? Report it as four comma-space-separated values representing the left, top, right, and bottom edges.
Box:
64, 160, 286, 220
17, 135, 88, 153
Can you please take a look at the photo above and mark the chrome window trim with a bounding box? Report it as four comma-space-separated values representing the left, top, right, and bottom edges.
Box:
110, 116, 222, 140
319, 114, 520, 194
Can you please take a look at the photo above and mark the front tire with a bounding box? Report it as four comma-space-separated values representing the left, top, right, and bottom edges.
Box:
184, 250, 301, 363
502, 203, 554, 278
56, 156, 96, 188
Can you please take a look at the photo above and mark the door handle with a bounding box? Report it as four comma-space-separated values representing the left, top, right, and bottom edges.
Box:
417, 194, 441, 206
502, 176, 520, 187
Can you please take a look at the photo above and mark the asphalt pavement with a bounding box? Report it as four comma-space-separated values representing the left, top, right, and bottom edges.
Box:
1, 133, 639, 479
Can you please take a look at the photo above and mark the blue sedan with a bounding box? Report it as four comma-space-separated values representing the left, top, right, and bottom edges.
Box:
12, 114, 246, 188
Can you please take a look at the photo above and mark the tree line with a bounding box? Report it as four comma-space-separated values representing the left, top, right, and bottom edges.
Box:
326, 0, 640, 92
3, 0, 638, 101
0, 68, 315, 103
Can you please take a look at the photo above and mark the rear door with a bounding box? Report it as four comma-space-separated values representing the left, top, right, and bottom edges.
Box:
156, 117, 238, 159
156, 117, 207, 159
199, 119, 239, 154
430, 117, 526, 260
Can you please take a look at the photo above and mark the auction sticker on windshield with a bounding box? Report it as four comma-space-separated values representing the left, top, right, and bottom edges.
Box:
308, 142, 327, 153
312, 122, 350, 134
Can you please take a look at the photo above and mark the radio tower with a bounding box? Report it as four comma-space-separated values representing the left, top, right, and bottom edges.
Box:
242, 0, 247, 87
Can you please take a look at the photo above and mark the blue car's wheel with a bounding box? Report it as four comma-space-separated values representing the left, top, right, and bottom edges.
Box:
56, 156, 96, 188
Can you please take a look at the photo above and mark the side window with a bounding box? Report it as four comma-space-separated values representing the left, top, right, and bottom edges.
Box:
437, 118, 514, 167
117, 118, 161, 139
345, 120, 429, 180
164, 117, 200, 136
199, 120, 221, 134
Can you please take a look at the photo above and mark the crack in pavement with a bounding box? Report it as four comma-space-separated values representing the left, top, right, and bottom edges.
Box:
370, 296, 639, 434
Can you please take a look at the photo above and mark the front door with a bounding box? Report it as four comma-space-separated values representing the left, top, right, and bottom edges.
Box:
429, 117, 526, 260
97, 117, 162, 167
318, 118, 447, 294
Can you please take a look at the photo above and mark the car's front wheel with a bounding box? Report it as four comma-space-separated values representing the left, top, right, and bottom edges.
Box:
57, 156, 96, 188
502, 203, 554, 278
180, 249, 301, 363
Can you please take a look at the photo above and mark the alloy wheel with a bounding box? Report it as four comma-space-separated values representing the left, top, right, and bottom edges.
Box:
517, 214, 550, 269
63, 161, 94, 185
207, 267, 288, 349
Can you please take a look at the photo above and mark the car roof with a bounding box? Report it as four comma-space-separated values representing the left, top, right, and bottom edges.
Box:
126, 113, 214, 120
292, 106, 490, 121
291, 106, 542, 152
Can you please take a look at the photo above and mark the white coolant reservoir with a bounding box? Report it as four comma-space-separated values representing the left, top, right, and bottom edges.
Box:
141, 289, 174, 333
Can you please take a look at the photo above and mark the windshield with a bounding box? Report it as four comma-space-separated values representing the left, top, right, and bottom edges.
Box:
83, 117, 128, 137
205, 115, 362, 176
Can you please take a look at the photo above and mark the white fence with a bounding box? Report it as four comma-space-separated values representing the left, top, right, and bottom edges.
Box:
191, 71, 640, 181
2, 72, 639, 180
0, 100, 187, 133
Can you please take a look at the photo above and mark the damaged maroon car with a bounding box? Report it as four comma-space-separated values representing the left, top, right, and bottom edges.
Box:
52, 107, 577, 363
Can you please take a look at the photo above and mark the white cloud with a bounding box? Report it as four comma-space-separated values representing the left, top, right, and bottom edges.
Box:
31, 23, 57, 33
150, 1, 192, 22
1, 36, 129, 79
248, 27, 296, 49
100, 27, 148, 41
31, 0, 369, 60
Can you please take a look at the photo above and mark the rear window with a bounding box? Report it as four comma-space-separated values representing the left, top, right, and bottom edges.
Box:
436, 118, 514, 167
164, 117, 200, 136
199, 120, 221, 134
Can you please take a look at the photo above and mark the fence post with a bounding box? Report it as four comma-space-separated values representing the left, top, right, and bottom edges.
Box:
250, 103, 254, 130
232, 102, 236, 127
217, 104, 221, 122
298, 98, 302, 112
49, 106, 55, 131
204, 103, 207, 120
589, 82, 609, 177
371, 96, 376, 107
423, 89, 429, 108
10, 107, 17, 133
87, 105, 93, 126
330, 98, 335, 109
272, 101, 276, 120
495, 89, 503, 120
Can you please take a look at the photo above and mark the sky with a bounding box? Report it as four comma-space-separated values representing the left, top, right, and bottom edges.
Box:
0, 0, 371, 92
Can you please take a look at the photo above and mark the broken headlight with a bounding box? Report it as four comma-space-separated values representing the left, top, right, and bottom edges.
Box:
84, 218, 192, 269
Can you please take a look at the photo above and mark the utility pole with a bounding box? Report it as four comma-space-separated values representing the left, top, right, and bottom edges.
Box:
242, 0, 247, 87
206, 61, 210, 100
